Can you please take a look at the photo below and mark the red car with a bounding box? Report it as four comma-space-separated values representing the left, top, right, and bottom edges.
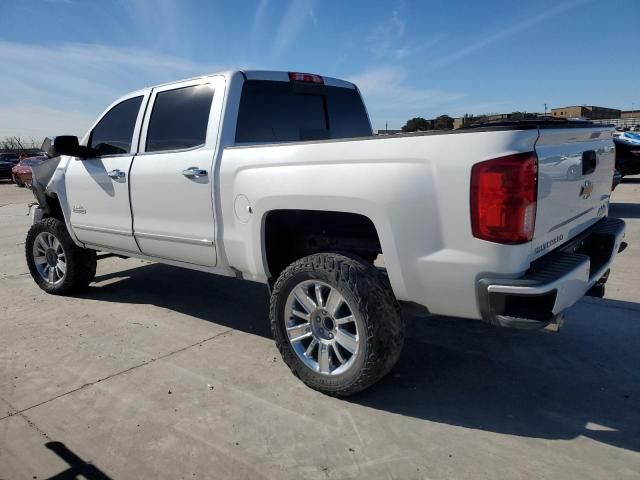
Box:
12, 156, 46, 187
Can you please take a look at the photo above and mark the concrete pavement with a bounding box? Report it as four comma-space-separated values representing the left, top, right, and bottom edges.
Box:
1, 178, 639, 479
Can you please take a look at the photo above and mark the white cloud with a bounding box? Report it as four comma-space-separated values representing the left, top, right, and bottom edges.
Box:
366, 8, 441, 63
0, 41, 219, 140
0, 104, 96, 140
428, 0, 587, 70
272, 0, 317, 57
252, 0, 271, 38
348, 65, 467, 128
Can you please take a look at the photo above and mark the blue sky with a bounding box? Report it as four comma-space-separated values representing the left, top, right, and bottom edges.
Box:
0, 0, 637, 139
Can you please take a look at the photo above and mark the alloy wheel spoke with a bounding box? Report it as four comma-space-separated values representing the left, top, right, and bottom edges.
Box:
293, 287, 317, 314
305, 338, 318, 357
335, 315, 354, 326
287, 323, 312, 342
291, 309, 310, 321
37, 236, 48, 253
317, 343, 330, 374
332, 344, 346, 365
47, 266, 55, 283
324, 288, 343, 316
314, 284, 324, 308
335, 329, 357, 354
33, 255, 47, 265
52, 237, 61, 252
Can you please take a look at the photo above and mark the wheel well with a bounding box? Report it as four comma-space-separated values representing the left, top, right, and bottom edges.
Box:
42, 194, 64, 221
264, 210, 381, 279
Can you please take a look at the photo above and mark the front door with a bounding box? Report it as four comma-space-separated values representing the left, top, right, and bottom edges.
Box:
65, 92, 148, 252
130, 76, 223, 266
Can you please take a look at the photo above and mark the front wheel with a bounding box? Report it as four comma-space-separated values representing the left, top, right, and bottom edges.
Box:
270, 253, 404, 396
26, 217, 97, 294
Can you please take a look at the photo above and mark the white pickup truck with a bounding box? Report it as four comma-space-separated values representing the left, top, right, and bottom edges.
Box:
28, 70, 626, 396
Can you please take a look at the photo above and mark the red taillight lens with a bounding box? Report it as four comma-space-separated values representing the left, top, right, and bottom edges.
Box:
288, 72, 324, 84
470, 152, 538, 244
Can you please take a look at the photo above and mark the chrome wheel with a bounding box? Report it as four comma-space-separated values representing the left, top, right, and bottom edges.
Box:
284, 280, 359, 376
32, 231, 66, 285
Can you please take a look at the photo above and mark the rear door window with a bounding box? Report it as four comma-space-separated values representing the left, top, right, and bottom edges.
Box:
236, 80, 371, 143
89, 96, 143, 156
146, 85, 214, 152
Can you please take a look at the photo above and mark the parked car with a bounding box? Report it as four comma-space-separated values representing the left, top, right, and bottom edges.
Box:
12, 156, 46, 187
613, 131, 640, 177
0, 157, 16, 180
27, 70, 626, 396
0, 152, 20, 164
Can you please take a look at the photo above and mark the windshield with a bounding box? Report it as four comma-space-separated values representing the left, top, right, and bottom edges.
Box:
22, 158, 44, 166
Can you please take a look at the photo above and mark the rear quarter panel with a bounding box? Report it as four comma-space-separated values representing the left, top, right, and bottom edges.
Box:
219, 129, 539, 320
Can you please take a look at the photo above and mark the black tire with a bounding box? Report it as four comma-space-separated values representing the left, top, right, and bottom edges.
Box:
25, 217, 97, 295
270, 252, 404, 396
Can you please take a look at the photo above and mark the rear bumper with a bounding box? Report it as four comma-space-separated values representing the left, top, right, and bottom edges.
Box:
477, 217, 626, 329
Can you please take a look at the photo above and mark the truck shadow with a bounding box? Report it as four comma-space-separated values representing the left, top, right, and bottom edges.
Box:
610, 202, 640, 219
43, 441, 112, 479
80, 263, 640, 453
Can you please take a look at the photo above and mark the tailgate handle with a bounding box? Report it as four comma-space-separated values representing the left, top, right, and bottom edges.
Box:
582, 150, 597, 175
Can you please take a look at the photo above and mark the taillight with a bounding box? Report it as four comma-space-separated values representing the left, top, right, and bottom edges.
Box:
470, 152, 538, 244
288, 72, 324, 84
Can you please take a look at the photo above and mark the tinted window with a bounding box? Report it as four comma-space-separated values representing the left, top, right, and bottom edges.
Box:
89, 96, 142, 156
236, 80, 371, 143
146, 85, 214, 152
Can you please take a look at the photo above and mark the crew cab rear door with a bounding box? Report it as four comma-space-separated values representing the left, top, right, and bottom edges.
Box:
129, 76, 224, 266
65, 90, 149, 252
533, 125, 615, 258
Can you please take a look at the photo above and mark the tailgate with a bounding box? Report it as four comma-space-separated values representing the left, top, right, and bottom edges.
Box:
533, 125, 615, 259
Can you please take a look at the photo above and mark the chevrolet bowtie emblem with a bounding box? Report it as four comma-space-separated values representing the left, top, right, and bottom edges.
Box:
579, 180, 594, 199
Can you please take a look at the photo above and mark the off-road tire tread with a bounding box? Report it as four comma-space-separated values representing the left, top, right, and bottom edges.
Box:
270, 252, 404, 396
25, 217, 97, 295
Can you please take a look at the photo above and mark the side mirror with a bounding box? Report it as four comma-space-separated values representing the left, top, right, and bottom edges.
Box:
42, 136, 88, 158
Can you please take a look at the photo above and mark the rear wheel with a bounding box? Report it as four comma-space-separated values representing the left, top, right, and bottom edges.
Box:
270, 253, 404, 396
26, 217, 97, 294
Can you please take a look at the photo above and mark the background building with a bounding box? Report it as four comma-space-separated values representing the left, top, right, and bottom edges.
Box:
453, 112, 544, 129
551, 105, 621, 120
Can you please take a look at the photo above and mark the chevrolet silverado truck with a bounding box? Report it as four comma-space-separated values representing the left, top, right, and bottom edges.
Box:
27, 70, 626, 396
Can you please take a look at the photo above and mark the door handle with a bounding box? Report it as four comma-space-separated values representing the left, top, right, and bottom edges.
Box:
182, 167, 208, 178
107, 169, 125, 179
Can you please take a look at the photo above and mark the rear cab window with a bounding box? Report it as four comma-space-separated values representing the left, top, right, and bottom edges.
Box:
146, 85, 214, 152
235, 80, 372, 143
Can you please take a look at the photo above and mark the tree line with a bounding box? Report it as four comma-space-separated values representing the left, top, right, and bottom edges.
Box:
401, 115, 454, 132
1, 136, 43, 154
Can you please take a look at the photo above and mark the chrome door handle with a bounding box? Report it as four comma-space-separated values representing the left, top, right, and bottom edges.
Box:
182, 167, 208, 178
107, 169, 125, 179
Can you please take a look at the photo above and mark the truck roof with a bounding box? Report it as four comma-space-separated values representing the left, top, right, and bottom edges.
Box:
149, 70, 357, 91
